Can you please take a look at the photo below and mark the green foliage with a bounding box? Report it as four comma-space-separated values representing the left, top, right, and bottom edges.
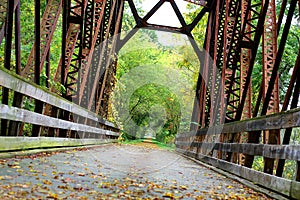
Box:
282, 160, 297, 180
128, 83, 181, 142
114, 27, 198, 143
23, 97, 35, 111
253, 156, 297, 180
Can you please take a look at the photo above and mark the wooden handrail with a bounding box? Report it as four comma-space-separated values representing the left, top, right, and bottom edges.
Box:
177, 107, 300, 139
0, 68, 118, 130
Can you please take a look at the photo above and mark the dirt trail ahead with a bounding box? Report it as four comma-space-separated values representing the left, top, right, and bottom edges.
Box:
0, 143, 273, 199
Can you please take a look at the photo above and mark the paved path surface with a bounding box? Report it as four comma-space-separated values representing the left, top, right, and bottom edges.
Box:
0, 143, 273, 199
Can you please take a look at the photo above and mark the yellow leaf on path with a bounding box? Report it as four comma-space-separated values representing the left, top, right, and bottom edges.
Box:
163, 192, 174, 198
47, 192, 58, 199
58, 185, 68, 190
43, 179, 52, 185
179, 185, 188, 190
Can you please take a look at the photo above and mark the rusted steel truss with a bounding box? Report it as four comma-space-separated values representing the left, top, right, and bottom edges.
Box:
21, 0, 62, 79
261, 0, 280, 174
192, 0, 299, 175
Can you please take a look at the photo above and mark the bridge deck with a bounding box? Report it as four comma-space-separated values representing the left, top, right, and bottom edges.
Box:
0, 143, 275, 199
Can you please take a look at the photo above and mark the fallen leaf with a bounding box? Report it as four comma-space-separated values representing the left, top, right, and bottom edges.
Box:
43, 180, 52, 185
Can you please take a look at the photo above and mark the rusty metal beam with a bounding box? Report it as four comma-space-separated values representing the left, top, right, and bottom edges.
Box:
236, 0, 268, 122
1, 0, 14, 136
64, 0, 88, 101
222, 0, 242, 123
85, 0, 117, 111
244, 0, 297, 168
276, 0, 287, 36
32, 0, 43, 137
127, 0, 141, 25
88, 0, 116, 112
95, 0, 124, 115
170, 0, 187, 27
21, 0, 62, 79
143, 0, 164, 22
186, 6, 209, 33
78, 0, 107, 108
190, 8, 214, 131
260, 0, 297, 120
233, 0, 253, 165
8, 1, 22, 137
262, 0, 279, 175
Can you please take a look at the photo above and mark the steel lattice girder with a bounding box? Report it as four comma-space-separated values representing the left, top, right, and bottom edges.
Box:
64, 0, 88, 100
95, 0, 124, 114
21, 0, 62, 79
243, 0, 298, 168
236, 0, 253, 165
261, 0, 280, 174
78, 0, 107, 108
202, 0, 263, 126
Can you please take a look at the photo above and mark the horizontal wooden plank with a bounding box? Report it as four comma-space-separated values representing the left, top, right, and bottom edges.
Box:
176, 148, 300, 199
176, 107, 300, 139
0, 136, 117, 151
0, 104, 119, 137
0, 68, 117, 129
176, 142, 300, 161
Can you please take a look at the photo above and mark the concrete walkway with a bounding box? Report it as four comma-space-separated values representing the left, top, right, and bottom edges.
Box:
0, 143, 274, 199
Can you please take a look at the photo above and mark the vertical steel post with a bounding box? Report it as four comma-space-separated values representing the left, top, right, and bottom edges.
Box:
9, 1, 22, 136
15, 2, 21, 75
1, 0, 14, 136
62, 0, 69, 88
237, 0, 252, 165
45, 0, 50, 89
58, 0, 70, 138
32, 0, 43, 137
262, 0, 279, 174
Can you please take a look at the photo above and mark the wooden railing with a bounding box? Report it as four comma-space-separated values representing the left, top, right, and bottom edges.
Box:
0, 67, 119, 150
176, 108, 300, 199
